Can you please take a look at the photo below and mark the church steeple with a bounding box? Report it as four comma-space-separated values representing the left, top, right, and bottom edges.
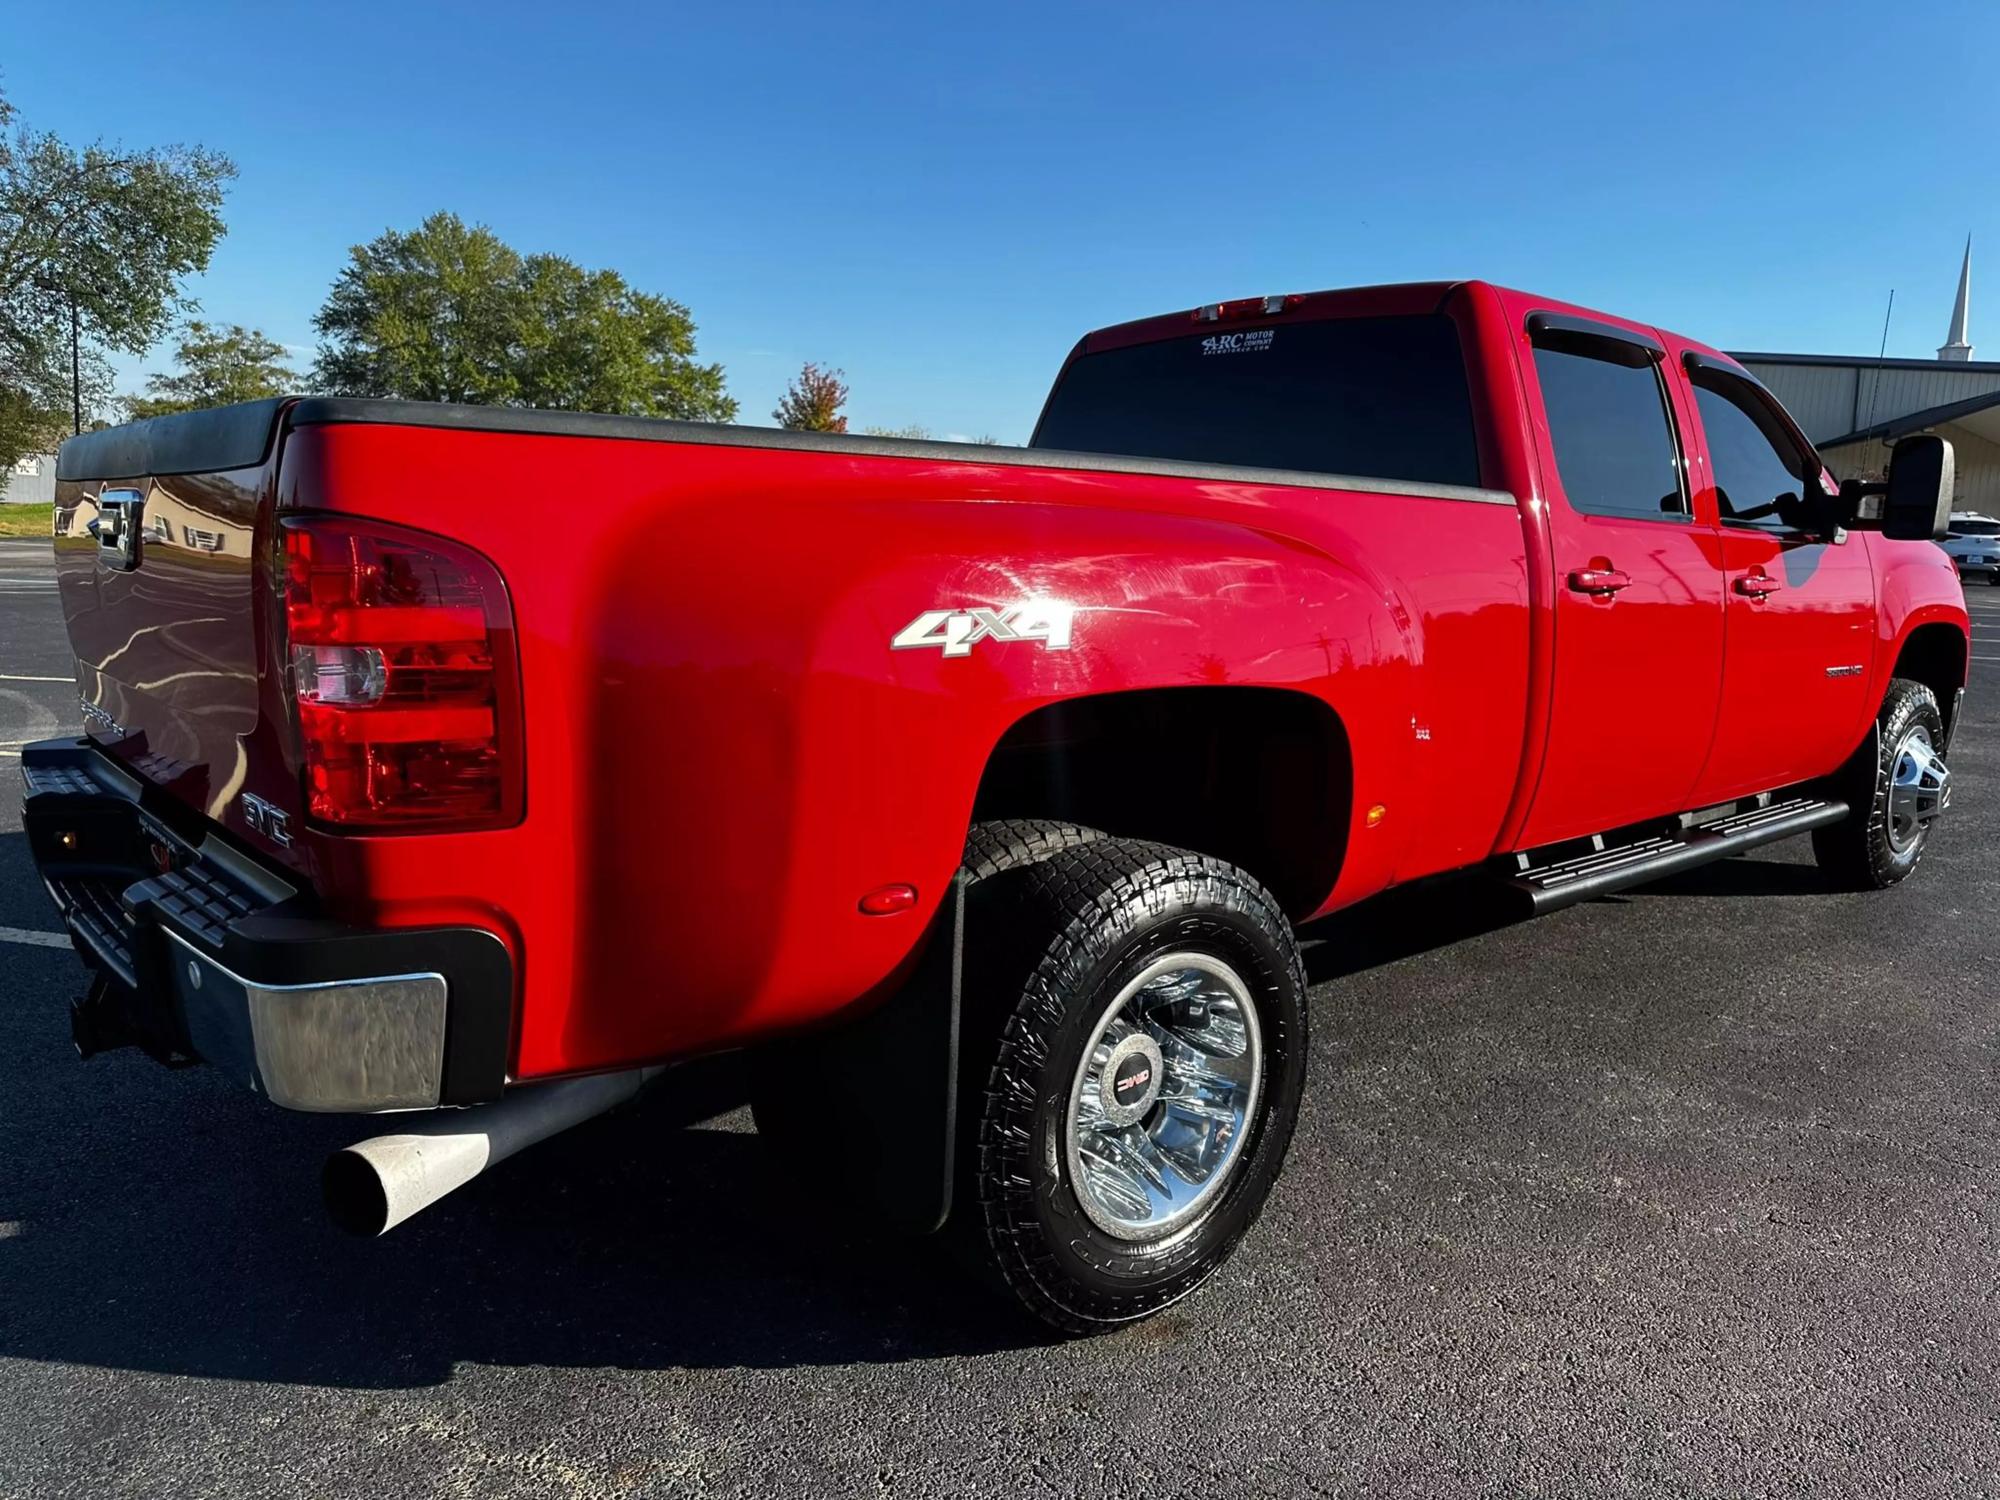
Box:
1939, 235, 1973, 361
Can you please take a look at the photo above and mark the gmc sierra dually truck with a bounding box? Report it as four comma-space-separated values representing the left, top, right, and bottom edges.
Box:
22, 281, 1968, 1333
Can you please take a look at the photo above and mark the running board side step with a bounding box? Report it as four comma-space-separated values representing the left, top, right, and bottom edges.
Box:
1502, 795, 1849, 914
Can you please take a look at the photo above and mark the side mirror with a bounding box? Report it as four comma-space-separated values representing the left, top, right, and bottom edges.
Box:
1882, 434, 1955, 542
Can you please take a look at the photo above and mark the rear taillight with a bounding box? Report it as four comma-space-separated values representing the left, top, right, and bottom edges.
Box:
280, 515, 524, 831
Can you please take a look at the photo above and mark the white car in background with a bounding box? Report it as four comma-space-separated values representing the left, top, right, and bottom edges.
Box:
1943, 512, 2000, 585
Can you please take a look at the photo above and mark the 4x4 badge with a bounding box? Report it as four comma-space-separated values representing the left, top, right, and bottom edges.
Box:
892, 602, 1075, 658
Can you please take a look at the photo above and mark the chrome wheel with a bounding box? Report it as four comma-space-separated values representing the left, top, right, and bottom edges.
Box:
1064, 952, 1263, 1243
1887, 725, 1950, 855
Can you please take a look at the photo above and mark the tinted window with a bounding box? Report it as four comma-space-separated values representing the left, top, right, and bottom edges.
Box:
1691, 375, 1811, 531
1951, 519, 2000, 537
1031, 314, 1481, 488
1532, 344, 1685, 520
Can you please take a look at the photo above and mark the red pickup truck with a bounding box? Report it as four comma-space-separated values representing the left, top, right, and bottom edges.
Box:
23, 281, 1967, 1333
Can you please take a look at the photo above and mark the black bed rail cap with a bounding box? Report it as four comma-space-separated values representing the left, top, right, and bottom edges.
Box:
283, 397, 1518, 507
61, 391, 1518, 508
55, 398, 292, 482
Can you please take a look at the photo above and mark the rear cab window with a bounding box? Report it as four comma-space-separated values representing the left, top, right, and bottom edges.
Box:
1528, 321, 1687, 523
1030, 313, 1483, 490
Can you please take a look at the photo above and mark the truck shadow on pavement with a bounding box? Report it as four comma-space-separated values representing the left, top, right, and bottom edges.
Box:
0, 830, 1832, 1388
0, 817, 1046, 1385
1297, 853, 1838, 983
0, 1016, 1042, 1386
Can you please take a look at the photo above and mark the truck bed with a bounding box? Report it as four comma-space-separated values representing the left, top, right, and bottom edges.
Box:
51, 397, 1532, 1080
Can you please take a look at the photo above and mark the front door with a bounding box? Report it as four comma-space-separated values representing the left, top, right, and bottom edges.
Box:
1677, 356, 1877, 801
1510, 308, 1728, 847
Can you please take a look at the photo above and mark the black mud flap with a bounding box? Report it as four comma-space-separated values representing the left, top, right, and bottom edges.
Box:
749, 873, 965, 1237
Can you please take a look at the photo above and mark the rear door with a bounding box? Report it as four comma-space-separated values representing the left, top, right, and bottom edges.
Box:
1675, 352, 1877, 799
1509, 305, 1728, 847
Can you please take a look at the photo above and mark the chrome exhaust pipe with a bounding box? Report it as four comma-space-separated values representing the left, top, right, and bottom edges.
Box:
324, 1068, 658, 1236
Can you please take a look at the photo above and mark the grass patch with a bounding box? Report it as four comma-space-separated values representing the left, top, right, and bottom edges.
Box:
0, 504, 54, 539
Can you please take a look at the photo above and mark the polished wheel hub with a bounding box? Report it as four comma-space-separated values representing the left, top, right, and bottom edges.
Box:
1065, 953, 1263, 1243
1887, 726, 1950, 854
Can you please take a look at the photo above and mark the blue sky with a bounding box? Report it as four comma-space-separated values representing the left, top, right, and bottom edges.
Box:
7, 0, 1995, 441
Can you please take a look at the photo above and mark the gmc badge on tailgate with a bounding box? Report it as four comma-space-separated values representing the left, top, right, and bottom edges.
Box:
239, 792, 293, 847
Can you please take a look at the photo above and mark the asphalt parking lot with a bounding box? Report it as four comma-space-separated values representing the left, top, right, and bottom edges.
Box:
2, 531, 1997, 1498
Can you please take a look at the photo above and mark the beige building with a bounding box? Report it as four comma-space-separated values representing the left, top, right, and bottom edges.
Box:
1735, 239, 2000, 513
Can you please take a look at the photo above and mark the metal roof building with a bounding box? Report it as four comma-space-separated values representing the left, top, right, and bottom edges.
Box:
1732, 239, 2000, 513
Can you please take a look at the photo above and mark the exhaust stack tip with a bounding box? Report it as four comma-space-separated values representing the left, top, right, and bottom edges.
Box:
323, 1148, 395, 1238
321, 1068, 656, 1237
319, 1130, 490, 1238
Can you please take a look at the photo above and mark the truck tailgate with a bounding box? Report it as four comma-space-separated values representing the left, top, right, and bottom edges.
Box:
52, 402, 285, 836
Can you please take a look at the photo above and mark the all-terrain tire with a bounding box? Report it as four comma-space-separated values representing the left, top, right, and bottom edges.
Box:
961, 818, 1106, 882
1812, 677, 1949, 890
955, 828, 1308, 1334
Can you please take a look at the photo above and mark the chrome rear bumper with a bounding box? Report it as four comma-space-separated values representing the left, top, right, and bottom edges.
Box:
21, 737, 512, 1112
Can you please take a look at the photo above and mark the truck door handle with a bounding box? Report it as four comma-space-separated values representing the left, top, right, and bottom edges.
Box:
1735, 574, 1782, 599
1566, 568, 1631, 596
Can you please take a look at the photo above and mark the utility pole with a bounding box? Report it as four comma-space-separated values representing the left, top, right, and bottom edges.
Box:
70, 296, 81, 435
1860, 289, 1894, 435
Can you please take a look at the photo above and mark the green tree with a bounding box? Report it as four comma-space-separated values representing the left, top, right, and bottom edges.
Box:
512, 254, 734, 418
121, 321, 297, 419
0, 385, 65, 470
312, 212, 737, 420
0, 87, 234, 465
773, 362, 848, 432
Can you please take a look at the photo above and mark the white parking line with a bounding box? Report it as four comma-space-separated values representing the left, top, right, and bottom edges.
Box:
0, 674, 70, 683
0, 926, 68, 950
